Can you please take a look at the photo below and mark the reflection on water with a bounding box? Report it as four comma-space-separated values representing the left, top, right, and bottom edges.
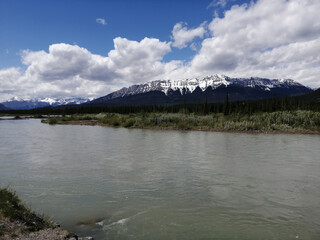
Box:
1, 119, 320, 239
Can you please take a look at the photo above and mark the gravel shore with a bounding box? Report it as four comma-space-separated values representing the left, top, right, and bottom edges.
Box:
0, 216, 93, 240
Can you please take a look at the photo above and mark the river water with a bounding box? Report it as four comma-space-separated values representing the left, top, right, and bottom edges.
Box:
0, 118, 320, 239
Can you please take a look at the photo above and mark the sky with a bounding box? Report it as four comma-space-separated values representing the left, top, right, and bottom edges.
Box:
0, 0, 319, 101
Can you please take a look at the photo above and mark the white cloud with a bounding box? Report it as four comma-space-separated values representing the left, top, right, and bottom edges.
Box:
190, 42, 197, 51
213, 10, 219, 18
106, 37, 175, 84
207, 0, 229, 9
22, 44, 93, 81
96, 18, 107, 25
21, 38, 172, 84
0, 38, 179, 101
233, 38, 320, 87
191, 0, 320, 87
0, 68, 23, 97
171, 22, 207, 49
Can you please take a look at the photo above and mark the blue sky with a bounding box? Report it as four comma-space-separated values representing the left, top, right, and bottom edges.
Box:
0, 0, 319, 101
1, 0, 247, 68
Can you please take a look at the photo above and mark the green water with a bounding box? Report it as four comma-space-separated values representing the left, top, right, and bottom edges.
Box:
1, 119, 320, 239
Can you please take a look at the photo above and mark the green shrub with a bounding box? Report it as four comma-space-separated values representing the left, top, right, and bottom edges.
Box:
112, 119, 121, 127
177, 120, 191, 130
40, 110, 320, 133
123, 119, 135, 128
79, 116, 93, 120
101, 117, 109, 124
48, 118, 58, 125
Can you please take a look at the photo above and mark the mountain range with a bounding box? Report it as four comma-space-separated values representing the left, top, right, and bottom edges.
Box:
89, 75, 312, 106
0, 75, 313, 110
1, 97, 90, 110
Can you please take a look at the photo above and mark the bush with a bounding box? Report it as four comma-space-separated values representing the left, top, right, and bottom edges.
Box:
79, 116, 93, 120
48, 118, 58, 125
40, 111, 319, 133
123, 119, 135, 128
112, 119, 121, 127
177, 120, 191, 130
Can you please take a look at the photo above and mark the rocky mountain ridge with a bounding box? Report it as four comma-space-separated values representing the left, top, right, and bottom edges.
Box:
90, 75, 311, 106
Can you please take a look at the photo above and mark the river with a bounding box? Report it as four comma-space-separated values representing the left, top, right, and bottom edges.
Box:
0, 118, 320, 239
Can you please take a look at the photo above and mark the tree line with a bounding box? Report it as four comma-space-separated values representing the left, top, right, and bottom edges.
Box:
1, 93, 319, 116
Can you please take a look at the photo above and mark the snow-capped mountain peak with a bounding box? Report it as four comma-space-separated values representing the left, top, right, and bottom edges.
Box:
39, 97, 58, 105
38, 97, 90, 105
100, 75, 306, 101
89, 74, 311, 106
8, 96, 25, 102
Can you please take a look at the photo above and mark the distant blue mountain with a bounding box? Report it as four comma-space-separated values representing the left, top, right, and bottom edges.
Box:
1, 97, 90, 110
0, 103, 9, 110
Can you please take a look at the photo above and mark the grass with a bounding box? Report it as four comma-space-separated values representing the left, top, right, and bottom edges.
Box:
0, 188, 54, 237
41, 110, 320, 134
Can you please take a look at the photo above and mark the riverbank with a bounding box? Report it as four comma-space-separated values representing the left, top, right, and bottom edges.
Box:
0, 188, 93, 240
41, 110, 320, 134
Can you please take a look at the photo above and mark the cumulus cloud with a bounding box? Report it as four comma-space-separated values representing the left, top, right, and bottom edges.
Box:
0, 38, 180, 101
22, 44, 92, 81
191, 0, 320, 87
106, 37, 176, 83
21, 38, 172, 83
96, 18, 107, 25
171, 22, 207, 49
0, 68, 23, 98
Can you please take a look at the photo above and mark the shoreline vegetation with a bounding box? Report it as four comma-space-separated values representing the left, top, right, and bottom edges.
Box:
0, 188, 93, 240
2, 90, 319, 134
41, 110, 320, 134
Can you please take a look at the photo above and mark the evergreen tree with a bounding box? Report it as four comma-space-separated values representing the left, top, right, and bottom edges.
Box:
223, 93, 229, 115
